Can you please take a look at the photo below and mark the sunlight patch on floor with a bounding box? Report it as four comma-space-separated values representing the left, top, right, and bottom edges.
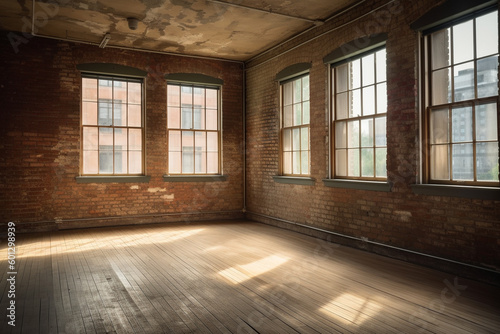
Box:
320, 293, 382, 326
218, 254, 289, 284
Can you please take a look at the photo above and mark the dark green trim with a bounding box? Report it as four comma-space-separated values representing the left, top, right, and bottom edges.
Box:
410, 0, 497, 32
323, 33, 388, 65
273, 176, 316, 186
275, 63, 312, 82
163, 175, 227, 182
323, 179, 391, 192
164, 73, 223, 86
75, 176, 151, 184
411, 184, 500, 200
76, 63, 147, 77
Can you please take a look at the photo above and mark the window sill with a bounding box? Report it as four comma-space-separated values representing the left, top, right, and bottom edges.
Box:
272, 176, 316, 186
323, 179, 392, 192
75, 176, 151, 184
411, 184, 500, 200
163, 175, 227, 182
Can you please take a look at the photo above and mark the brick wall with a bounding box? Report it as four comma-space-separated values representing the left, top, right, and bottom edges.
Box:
0, 35, 244, 231
245, 0, 500, 281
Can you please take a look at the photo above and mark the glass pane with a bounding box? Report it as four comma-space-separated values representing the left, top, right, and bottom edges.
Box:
361, 118, 373, 147
167, 85, 180, 106
362, 85, 375, 116
347, 149, 360, 177
128, 82, 142, 104
293, 103, 302, 126
114, 81, 126, 106
476, 142, 499, 181
82, 102, 97, 125
350, 59, 361, 89
169, 152, 181, 174
293, 79, 302, 103
128, 104, 142, 127
335, 121, 347, 149
335, 149, 347, 176
182, 148, 194, 174
98, 100, 112, 126
375, 147, 387, 177
206, 109, 218, 131
336, 92, 348, 120
114, 128, 127, 149
99, 151, 113, 174
82, 78, 97, 101
376, 83, 387, 114
303, 102, 310, 124
476, 103, 498, 141
431, 28, 451, 70
283, 81, 293, 106
476, 11, 498, 58
454, 61, 475, 102
83, 127, 98, 150
168, 107, 180, 129
375, 117, 387, 146
430, 145, 450, 180
452, 143, 473, 180
196, 151, 206, 174
376, 49, 386, 83
193, 107, 205, 130
301, 151, 309, 175
453, 19, 474, 64
99, 127, 113, 146
129, 129, 142, 151
283, 152, 292, 175
169, 131, 181, 151
206, 89, 218, 109
195, 132, 206, 152
301, 127, 309, 151
452, 106, 473, 143
292, 151, 300, 174
293, 128, 300, 151
283, 129, 291, 151
336, 64, 348, 92
432, 68, 451, 105
361, 148, 374, 177
207, 132, 218, 152
193, 87, 205, 107
347, 120, 359, 148
99, 80, 112, 99
181, 107, 192, 129
350, 89, 362, 117
477, 55, 498, 99
284, 105, 293, 127
83, 151, 98, 174
207, 152, 218, 173
181, 86, 192, 105
114, 150, 126, 174
430, 108, 449, 144
114, 103, 125, 126
362, 54, 375, 86
302, 76, 309, 101
129, 151, 142, 174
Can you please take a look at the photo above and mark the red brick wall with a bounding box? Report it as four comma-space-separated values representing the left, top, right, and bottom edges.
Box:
245, 0, 500, 277
0, 35, 244, 231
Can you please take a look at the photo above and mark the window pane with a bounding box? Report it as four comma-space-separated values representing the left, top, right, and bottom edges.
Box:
206, 109, 218, 131
195, 132, 206, 153
347, 120, 359, 148
293, 128, 300, 151
83, 127, 98, 150
181, 107, 192, 129
169, 152, 181, 174
476, 103, 498, 141
114, 150, 126, 174
301, 127, 309, 150
361, 119, 373, 147
194, 107, 205, 130
283, 152, 292, 174
207, 152, 218, 173
128, 82, 141, 104
375, 147, 387, 177
293, 151, 300, 174
362, 54, 375, 86
303, 102, 310, 124
114, 128, 127, 149
476, 11, 498, 58
336, 92, 348, 120
193, 87, 205, 107
452, 143, 474, 180
283, 129, 291, 151
452, 106, 473, 143
453, 20, 474, 64
129, 129, 142, 151
430, 108, 449, 144
347, 149, 360, 176
477, 55, 498, 99
168, 107, 180, 129
361, 148, 374, 177
350, 89, 362, 117
431, 28, 451, 70
98, 100, 113, 126
181, 86, 192, 104
350, 59, 361, 89
82, 78, 97, 101
283, 81, 293, 106
182, 147, 194, 174
476, 142, 499, 181
284, 105, 293, 127
99, 80, 112, 99
167, 85, 180, 106
432, 68, 451, 105
335, 121, 347, 149
114, 81, 126, 106
99, 151, 113, 174
206, 89, 218, 109
376, 83, 387, 114
301, 151, 309, 175
293, 103, 302, 126
335, 149, 347, 176
431, 145, 450, 180
129, 151, 142, 174
128, 104, 141, 127
169, 131, 181, 151
82, 102, 97, 125
302, 76, 309, 101
114, 103, 125, 126
99, 127, 113, 146
376, 49, 387, 82
454, 61, 475, 102
375, 117, 386, 146
83, 151, 98, 174
336, 64, 348, 92
196, 150, 206, 174
362, 85, 375, 116
207, 132, 218, 152
293, 79, 302, 103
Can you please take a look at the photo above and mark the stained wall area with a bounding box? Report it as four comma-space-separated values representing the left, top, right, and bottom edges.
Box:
245, 0, 500, 283
0, 35, 244, 231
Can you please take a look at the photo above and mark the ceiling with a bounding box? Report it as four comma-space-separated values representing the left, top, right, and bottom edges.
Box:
0, 0, 362, 61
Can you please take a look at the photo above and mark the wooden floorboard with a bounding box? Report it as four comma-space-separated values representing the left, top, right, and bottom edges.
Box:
1, 220, 499, 333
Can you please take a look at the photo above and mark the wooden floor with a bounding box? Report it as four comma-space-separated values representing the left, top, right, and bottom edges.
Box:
1, 220, 499, 333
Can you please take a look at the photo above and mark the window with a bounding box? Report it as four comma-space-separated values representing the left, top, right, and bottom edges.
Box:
167, 84, 220, 174
280, 74, 310, 176
331, 48, 387, 180
81, 76, 144, 175
424, 9, 499, 185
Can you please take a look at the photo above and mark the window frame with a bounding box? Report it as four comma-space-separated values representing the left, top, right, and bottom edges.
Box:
80, 74, 146, 177
422, 7, 500, 187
